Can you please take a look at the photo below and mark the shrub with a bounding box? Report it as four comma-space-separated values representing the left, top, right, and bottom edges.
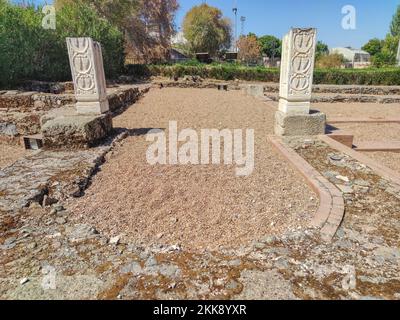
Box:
316, 53, 345, 69
125, 63, 400, 85
313, 68, 400, 85
141, 64, 281, 82
0, 1, 125, 88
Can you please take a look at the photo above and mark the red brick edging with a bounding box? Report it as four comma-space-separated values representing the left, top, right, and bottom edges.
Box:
353, 141, 400, 152
268, 136, 345, 242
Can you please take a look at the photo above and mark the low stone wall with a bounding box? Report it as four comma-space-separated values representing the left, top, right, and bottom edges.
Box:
0, 85, 149, 139
152, 78, 400, 96
263, 83, 400, 95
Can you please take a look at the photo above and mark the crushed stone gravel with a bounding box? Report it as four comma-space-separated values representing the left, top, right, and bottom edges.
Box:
67, 88, 318, 250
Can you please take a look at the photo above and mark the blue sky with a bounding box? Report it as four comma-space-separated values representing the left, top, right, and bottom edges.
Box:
27, 0, 400, 48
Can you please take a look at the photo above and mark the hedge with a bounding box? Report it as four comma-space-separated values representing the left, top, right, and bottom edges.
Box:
125, 64, 400, 86
0, 1, 125, 88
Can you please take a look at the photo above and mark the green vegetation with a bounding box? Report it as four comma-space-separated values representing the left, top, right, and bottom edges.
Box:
182, 4, 231, 56
0, 1, 124, 88
362, 5, 400, 68
126, 63, 400, 85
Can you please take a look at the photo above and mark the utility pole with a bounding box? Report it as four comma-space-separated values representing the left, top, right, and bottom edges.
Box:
397, 38, 400, 67
240, 16, 246, 36
232, 1, 238, 52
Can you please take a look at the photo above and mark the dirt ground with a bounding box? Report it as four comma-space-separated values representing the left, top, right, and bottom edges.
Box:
67, 88, 318, 250
362, 151, 400, 174
0, 143, 27, 170
330, 123, 400, 144
314, 102, 400, 119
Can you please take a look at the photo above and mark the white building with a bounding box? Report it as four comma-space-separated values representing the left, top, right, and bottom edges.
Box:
330, 47, 371, 69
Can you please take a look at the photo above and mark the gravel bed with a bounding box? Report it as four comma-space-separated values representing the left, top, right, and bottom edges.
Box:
314, 102, 400, 119
0, 143, 28, 170
67, 88, 318, 250
331, 123, 400, 144
362, 152, 400, 173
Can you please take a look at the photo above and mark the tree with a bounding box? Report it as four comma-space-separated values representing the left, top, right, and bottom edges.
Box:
56, 0, 179, 63
258, 35, 281, 60
371, 35, 399, 67
390, 5, 400, 36
362, 38, 384, 56
182, 4, 231, 55
237, 34, 261, 64
316, 41, 329, 59
55, 0, 140, 30
125, 0, 179, 63
0, 1, 124, 87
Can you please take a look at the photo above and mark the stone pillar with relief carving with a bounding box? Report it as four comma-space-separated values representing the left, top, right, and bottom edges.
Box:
275, 28, 326, 136
41, 37, 113, 150
66, 37, 109, 114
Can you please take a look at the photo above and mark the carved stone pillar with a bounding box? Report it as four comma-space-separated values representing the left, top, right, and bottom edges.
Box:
66, 37, 109, 114
275, 28, 326, 136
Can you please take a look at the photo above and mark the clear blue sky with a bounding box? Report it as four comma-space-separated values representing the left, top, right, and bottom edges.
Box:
27, 0, 400, 48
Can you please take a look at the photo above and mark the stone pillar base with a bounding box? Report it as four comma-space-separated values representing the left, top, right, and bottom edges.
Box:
76, 100, 109, 115
278, 99, 310, 115
41, 111, 113, 149
246, 84, 264, 97
275, 111, 326, 136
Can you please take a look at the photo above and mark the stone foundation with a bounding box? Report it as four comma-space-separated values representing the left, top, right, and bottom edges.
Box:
0, 85, 147, 138
275, 111, 326, 136
42, 112, 113, 149
246, 84, 264, 97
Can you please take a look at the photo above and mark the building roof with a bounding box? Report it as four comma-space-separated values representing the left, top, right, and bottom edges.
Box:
330, 47, 370, 56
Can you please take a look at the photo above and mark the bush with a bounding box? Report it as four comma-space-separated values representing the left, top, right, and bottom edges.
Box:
316, 53, 345, 69
125, 63, 400, 85
127, 63, 280, 82
0, 1, 125, 88
313, 68, 400, 85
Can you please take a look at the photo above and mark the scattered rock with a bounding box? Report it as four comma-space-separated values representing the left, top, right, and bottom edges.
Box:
330, 154, 343, 161
156, 233, 164, 240
67, 224, 99, 243
336, 175, 350, 183
55, 217, 67, 225
337, 185, 354, 194
4, 237, 17, 246
109, 236, 121, 245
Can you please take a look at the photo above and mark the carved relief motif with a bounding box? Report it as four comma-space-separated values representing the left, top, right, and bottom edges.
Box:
67, 38, 97, 96
288, 29, 316, 96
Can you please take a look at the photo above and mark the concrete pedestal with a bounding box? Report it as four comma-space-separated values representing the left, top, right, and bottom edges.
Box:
275, 110, 326, 136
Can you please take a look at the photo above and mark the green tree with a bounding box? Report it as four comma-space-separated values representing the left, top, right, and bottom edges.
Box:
372, 35, 399, 67
390, 5, 400, 36
258, 35, 281, 59
55, 0, 140, 30
182, 4, 231, 55
362, 38, 384, 56
0, 1, 124, 87
316, 41, 329, 59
